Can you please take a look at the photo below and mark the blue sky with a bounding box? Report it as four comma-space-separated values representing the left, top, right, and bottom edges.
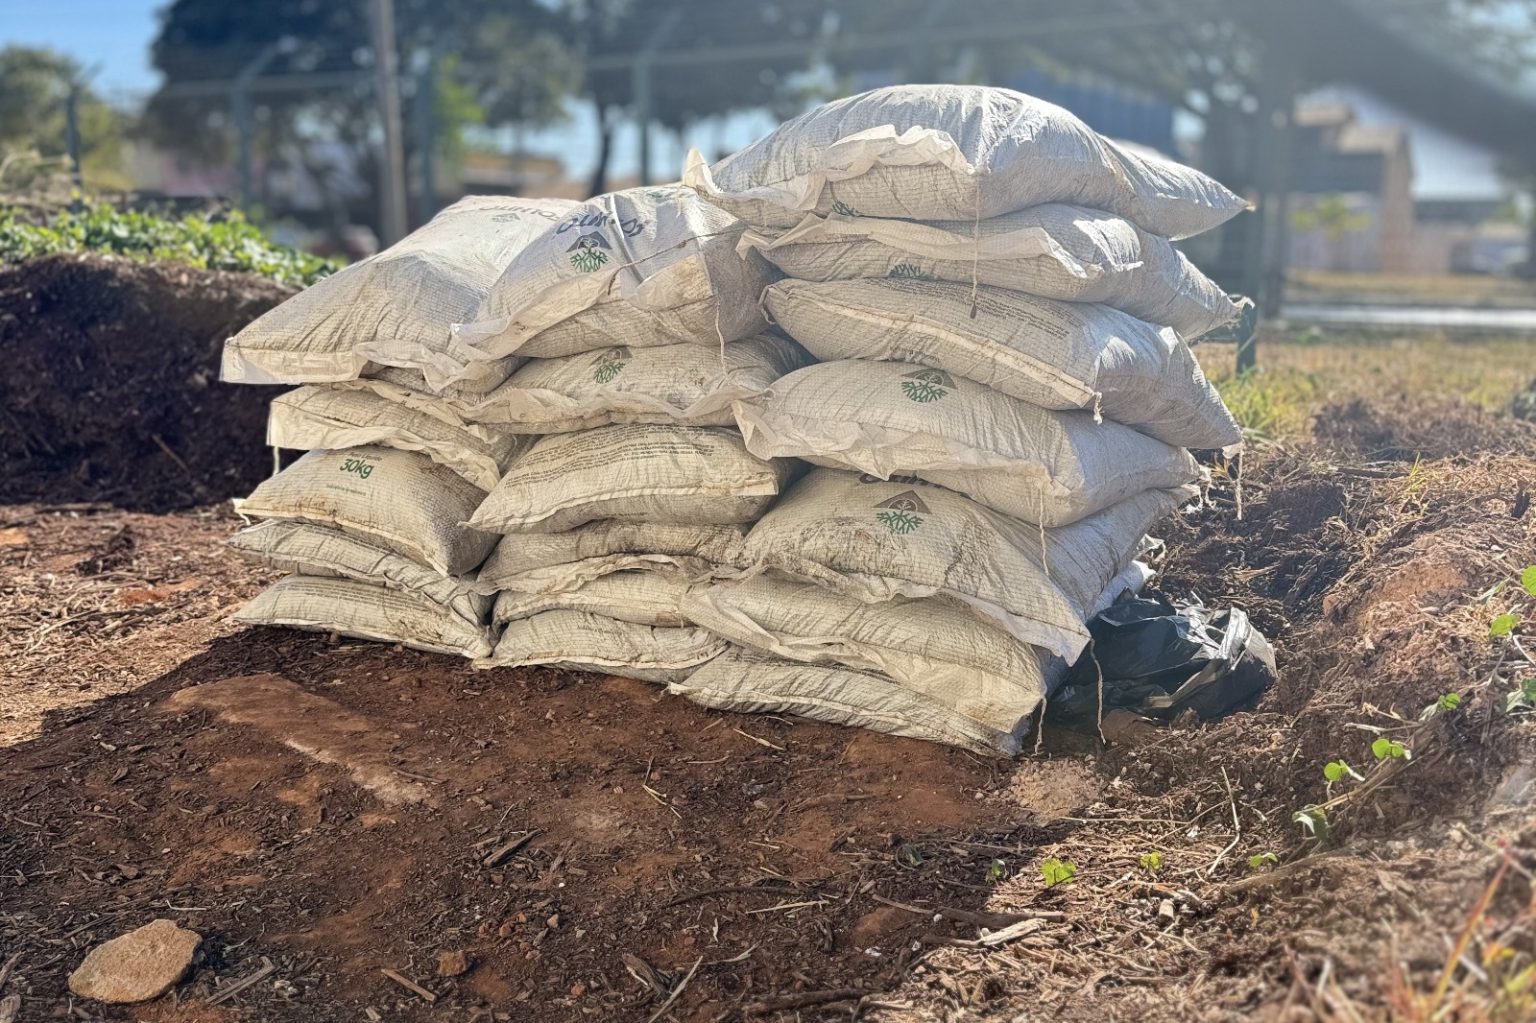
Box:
1, 0, 1509, 198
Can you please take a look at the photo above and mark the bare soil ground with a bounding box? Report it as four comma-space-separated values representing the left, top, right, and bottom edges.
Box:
2, 329, 1535, 1023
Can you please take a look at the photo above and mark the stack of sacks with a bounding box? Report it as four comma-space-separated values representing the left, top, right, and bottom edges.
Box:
669, 84, 1246, 753
221, 196, 577, 653
430, 185, 807, 680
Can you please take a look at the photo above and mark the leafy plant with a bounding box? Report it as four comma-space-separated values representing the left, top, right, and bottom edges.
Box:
1521, 565, 1536, 598
1247, 852, 1279, 870
1138, 851, 1164, 875
895, 843, 924, 869
0, 202, 338, 287
1294, 806, 1331, 843
1040, 857, 1077, 887
1506, 678, 1536, 714
1420, 692, 1463, 721
1372, 737, 1410, 761
986, 858, 1008, 884
1323, 759, 1363, 783
1491, 612, 1521, 639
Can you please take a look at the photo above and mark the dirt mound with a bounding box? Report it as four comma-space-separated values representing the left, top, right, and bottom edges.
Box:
1314, 394, 1536, 461
0, 253, 291, 510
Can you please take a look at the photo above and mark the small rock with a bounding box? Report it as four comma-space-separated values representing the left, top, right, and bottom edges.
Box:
68, 919, 201, 1004
435, 951, 470, 978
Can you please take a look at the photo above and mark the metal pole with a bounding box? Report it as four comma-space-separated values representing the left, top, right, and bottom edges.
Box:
412, 57, 437, 226
1238, 10, 1295, 374
231, 42, 283, 213
633, 8, 683, 188
64, 83, 83, 193
369, 0, 409, 245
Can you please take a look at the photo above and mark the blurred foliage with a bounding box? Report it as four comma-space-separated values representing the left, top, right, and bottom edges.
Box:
0, 202, 338, 287
0, 46, 131, 190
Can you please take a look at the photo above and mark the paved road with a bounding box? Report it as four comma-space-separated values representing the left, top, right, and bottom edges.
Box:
1282, 303, 1536, 333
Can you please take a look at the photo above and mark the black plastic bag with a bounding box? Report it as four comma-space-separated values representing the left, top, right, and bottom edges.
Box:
1052, 593, 1276, 724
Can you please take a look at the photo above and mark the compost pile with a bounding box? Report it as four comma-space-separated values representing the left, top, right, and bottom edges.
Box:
222, 85, 1248, 754
0, 253, 289, 509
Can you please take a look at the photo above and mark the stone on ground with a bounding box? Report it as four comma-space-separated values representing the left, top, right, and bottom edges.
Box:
67, 919, 201, 1004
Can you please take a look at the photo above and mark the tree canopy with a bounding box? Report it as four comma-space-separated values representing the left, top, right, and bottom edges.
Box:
0, 46, 129, 191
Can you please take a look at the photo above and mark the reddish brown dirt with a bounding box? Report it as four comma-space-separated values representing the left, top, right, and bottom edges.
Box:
0, 254, 289, 511
2, 397, 1535, 1023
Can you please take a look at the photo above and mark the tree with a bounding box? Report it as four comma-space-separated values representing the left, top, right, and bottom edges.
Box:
144, 0, 574, 227
560, 0, 833, 195
0, 46, 129, 191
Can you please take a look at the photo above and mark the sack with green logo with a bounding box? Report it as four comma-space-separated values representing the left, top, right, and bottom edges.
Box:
762, 277, 1241, 451
461, 334, 808, 433
468, 424, 796, 535
492, 569, 690, 628
737, 468, 1194, 662
474, 520, 750, 596
682, 84, 1247, 241
224, 195, 575, 387
449, 187, 777, 374
267, 385, 533, 491
738, 204, 1236, 339
734, 359, 1199, 526
236, 446, 496, 576
235, 575, 495, 658
480, 610, 726, 683
229, 520, 492, 627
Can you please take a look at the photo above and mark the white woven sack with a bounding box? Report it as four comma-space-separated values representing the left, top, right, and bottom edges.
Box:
449, 186, 776, 377
468, 425, 795, 535
223, 196, 574, 386
738, 468, 1195, 661
683, 85, 1247, 240
763, 278, 1241, 451
267, 385, 532, 491
739, 204, 1236, 339
492, 569, 690, 627
228, 520, 491, 627
236, 446, 495, 576
459, 334, 808, 432
736, 359, 1199, 526
475, 521, 749, 596
481, 610, 726, 683
235, 575, 493, 658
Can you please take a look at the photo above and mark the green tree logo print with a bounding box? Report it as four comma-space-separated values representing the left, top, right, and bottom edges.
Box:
830, 199, 861, 217
874, 490, 930, 534
567, 228, 612, 272
591, 346, 632, 383
900, 369, 955, 403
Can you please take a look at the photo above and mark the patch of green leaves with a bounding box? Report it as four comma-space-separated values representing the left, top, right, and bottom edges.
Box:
1247, 852, 1279, 870
1506, 678, 1536, 714
1521, 565, 1536, 598
1371, 737, 1410, 761
0, 202, 338, 287
1040, 857, 1077, 888
1491, 613, 1521, 639
895, 843, 924, 869
1420, 692, 1463, 721
1293, 806, 1331, 843
986, 858, 1008, 884
1138, 851, 1164, 875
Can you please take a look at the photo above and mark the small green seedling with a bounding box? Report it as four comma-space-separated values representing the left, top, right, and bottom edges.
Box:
1040, 857, 1077, 887
1323, 759, 1362, 783
1371, 737, 1410, 761
1420, 692, 1463, 721
986, 858, 1008, 884
896, 843, 924, 868
1138, 851, 1164, 875
1247, 852, 1279, 870
1506, 678, 1536, 714
1521, 565, 1536, 598
1294, 806, 1330, 843
1491, 613, 1521, 639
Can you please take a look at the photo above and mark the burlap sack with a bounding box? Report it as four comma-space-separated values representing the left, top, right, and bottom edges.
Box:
738, 468, 1196, 661
492, 569, 691, 627
223, 196, 574, 386
735, 359, 1200, 525
235, 575, 493, 658
762, 277, 1241, 451
267, 385, 532, 491
683, 85, 1247, 240
468, 425, 796, 535
480, 610, 726, 683
228, 520, 491, 627
474, 521, 750, 596
449, 186, 776, 377
236, 446, 496, 576
738, 204, 1236, 339
457, 334, 808, 432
